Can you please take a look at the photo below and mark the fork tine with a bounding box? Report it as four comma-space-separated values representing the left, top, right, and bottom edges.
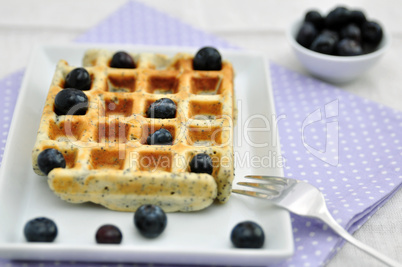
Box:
244, 175, 290, 185
237, 182, 281, 193
232, 189, 272, 199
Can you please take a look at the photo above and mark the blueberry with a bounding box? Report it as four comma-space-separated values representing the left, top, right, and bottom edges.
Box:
304, 10, 325, 30
189, 153, 213, 175
309, 31, 338, 55
337, 39, 363, 56
24, 217, 58, 242
110, 51, 135, 69
64, 68, 91, 91
193, 47, 222, 71
95, 224, 122, 244
296, 22, 318, 48
37, 148, 66, 175
350, 10, 367, 26
325, 6, 351, 30
147, 128, 173, 145
341, 24, 361, 42
231, 221, 265, 248
362, 21, 383, 46
362, 42, 378, 54
134, 204, 167, 238
146, 98, 176, 119
321, 30, 340, 42
54, 88, 88, 115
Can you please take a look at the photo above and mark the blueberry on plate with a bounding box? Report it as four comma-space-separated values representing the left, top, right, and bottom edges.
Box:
341, 23, 361, 42
134, 204, 167, 238
193, 47, 222, 71
304, 10, 325, 30
64, 67, 91, 91
362, 21, 383, 46
146, 98, 177, 119
24, 217, 58, 242
147, 128, 173, 145
337, 39, 363, 56
296, 22, 318, 48
110, 51, 136, 69
37, 148, 66, 175
54, 88, 88, 115
95, 224, 123, 244
230, 221, 265, 248
325, 6, 351, 30
309, 31, 338, 55
189, 153, 213, 175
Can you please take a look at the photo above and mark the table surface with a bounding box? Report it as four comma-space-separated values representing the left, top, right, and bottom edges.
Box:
1, 0, 401, 266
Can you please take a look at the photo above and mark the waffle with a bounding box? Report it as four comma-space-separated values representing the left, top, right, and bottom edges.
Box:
32, 49, 235, 212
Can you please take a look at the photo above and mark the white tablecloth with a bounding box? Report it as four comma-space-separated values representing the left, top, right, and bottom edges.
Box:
1, 0, 401, 266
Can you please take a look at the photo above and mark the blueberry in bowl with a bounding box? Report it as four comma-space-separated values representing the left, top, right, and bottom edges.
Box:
341, 24, 361, 42
325, 6, 351, 30
296, 22, 318, 48
287, 6, 390, 83
362, 21, 383, 46
304, 10, 325, 30
337, 39, 363, 56
309, 30, 339, 55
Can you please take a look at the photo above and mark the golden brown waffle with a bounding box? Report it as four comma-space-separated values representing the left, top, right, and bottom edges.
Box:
32, 49, 235, 212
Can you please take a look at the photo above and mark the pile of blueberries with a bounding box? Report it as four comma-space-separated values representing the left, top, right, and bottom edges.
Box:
296, 6, 383, 56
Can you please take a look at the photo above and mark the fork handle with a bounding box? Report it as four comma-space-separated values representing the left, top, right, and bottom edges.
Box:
317, 210, 401, 267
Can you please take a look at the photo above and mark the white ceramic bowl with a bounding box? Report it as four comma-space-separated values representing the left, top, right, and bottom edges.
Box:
287, 19, 391, 83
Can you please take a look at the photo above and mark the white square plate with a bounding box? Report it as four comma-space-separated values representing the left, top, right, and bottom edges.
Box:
0, 44, 294, 266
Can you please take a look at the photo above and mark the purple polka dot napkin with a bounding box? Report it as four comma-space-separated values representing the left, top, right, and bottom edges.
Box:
1, 1, 401, 266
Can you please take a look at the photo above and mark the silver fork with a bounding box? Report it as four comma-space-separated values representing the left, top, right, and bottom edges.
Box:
233, 175, 401, 267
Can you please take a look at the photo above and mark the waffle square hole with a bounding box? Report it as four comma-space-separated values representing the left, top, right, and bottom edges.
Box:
104, 98, 134, 117
191, 76, 222, 95
138, 151, 173, 172
187, 126, 223, 146
48, 120, 86, 141
90, 149, 125, 170
97, 121, 130, 143
140, 124, 176, 145
147, 76, 179, 94
107, 73, 136, 92
188, 100, 222, 120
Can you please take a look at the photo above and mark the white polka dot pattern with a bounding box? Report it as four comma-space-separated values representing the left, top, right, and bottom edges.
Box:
0, 70, 24, 167
270, 65, 402, 266
0, 1, 401, 267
